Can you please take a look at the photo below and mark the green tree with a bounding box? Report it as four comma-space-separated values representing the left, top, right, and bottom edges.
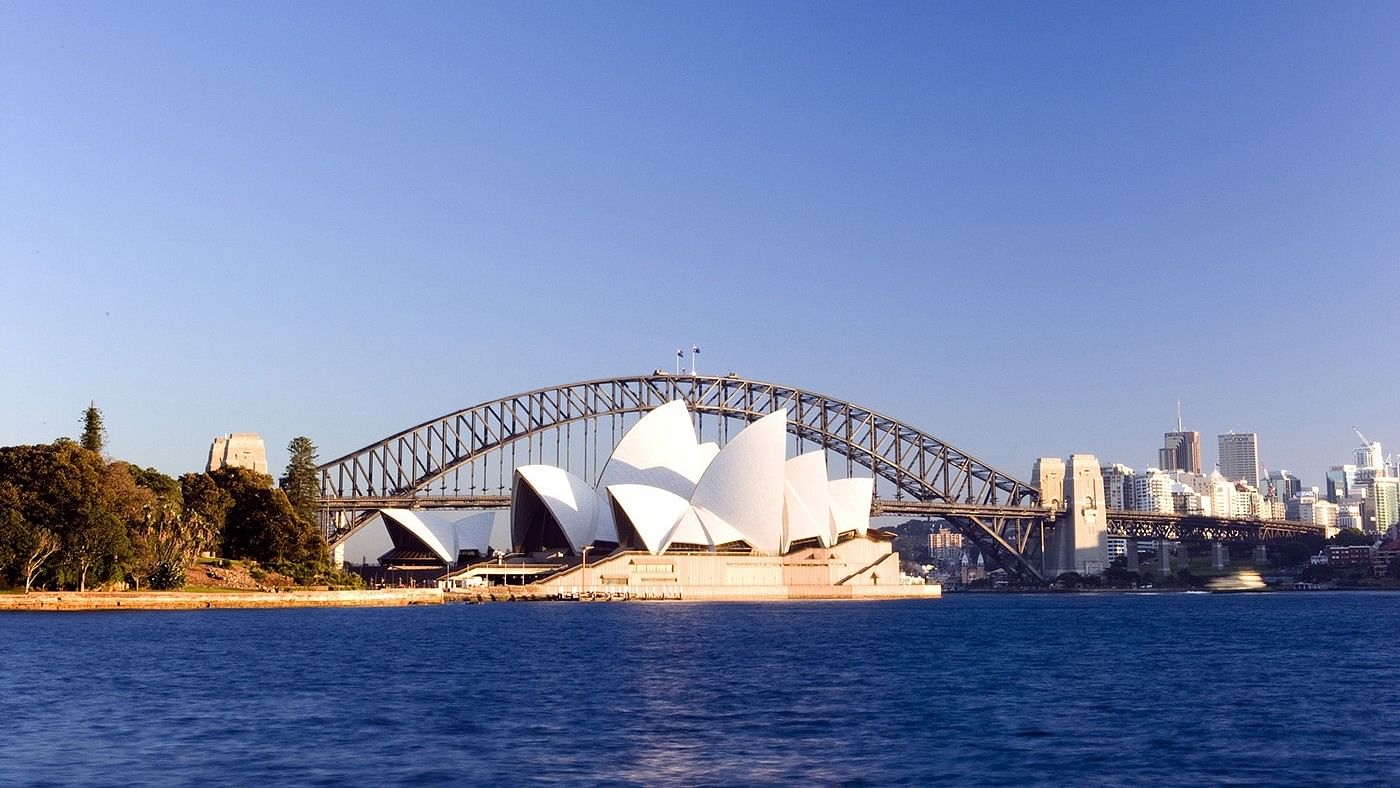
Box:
211, 466, 325, 568
1103, 564, 1136, 588
282, 436, 320, 523
132, 502, 206, 590
1329, 527, 1372, 547
180, 472, 232, 552
0, 485, 64, 593
80, 402, 106, 455
65, 509, 129, 591
2, 514, 62, 593
1271, 535, 1325, 570
1299, 564, 1335, 583
1056, 571, 1083, 589
0, 443, 105, 535
0, 442, 111, 589
130, 466, 182, 507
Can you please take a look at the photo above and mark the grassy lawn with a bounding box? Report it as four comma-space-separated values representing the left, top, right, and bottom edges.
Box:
179, 585, 257, 594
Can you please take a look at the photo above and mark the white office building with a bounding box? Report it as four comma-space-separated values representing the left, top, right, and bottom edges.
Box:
1218, 432, 1261, 489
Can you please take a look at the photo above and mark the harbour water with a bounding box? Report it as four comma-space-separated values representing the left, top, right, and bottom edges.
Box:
3, 592, 1398, 786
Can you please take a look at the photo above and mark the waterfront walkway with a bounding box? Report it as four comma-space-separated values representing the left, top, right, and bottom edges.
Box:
0, 588, 443, 611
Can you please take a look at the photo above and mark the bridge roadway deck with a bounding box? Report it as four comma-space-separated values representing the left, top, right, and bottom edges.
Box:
869, 501, 1321, 543
325, 496, 1322, 545
324, 495, 511, 511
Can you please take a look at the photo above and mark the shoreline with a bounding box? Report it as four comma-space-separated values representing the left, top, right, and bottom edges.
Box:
0, 588, 443, 612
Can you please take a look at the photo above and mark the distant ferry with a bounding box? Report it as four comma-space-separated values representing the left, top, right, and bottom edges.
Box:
1206, 570, 1267, 593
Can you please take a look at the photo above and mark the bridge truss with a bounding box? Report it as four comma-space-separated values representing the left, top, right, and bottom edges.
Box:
318, 374, 1050, 579
1106, 511, 1321, 543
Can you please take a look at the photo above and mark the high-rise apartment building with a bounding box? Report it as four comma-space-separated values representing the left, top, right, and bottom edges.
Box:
1338, 495, 1365, 532
1363, 477, 1399, 537
1100, 463, 1135, 510
1309, 499, 1340, 538
1132, 468, 1175, 513
1355, 438, 1383, 471
1170, 484, 1206, 515
1218, 432, 1261, 489
927, 529, 965, 551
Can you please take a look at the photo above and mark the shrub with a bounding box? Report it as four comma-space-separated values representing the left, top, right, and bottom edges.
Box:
146, 562, 186, 590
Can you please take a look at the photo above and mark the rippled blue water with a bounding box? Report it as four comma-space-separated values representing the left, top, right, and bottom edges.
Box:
2, 592, 1398, 786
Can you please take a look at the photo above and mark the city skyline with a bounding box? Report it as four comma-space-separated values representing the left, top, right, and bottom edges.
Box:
2, 2, 1397, 484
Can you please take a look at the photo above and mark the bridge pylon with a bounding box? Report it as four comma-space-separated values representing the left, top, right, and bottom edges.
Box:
1034, 454, 1109, 577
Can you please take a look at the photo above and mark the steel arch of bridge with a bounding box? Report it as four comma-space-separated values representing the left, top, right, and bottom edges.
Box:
319, 374, 1047, 578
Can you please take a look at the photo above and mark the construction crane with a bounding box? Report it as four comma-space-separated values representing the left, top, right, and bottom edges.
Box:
1353, 426, 1387, 471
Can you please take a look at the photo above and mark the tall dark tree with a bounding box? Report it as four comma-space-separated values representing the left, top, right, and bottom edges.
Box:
210, 466, 323, 567
80, 402, 106, 455
282, 436, 320, 523
180, 472, 232, 552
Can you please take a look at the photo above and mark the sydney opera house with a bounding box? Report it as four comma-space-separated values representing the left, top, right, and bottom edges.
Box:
376, 401, 939, 599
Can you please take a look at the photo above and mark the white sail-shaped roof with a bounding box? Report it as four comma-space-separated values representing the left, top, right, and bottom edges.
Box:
828, 476, 874, 537
688, 410, 788, 555
596, 400, 708, 499
607, 484, 690, 555
690, 503, 751, 549
451, 509, 512, 555
513, 465, 606, 552
696, 442, 720, 470
379, 509, 456, 564
784, 451, 833, 549
665, 506, 712, 549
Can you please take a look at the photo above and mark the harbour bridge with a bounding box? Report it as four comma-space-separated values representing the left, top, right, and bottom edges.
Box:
317, 374, 1321, 582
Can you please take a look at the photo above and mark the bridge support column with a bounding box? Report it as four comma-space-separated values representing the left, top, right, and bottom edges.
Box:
1123, 539, 1138, 571
1035, 455, 1108, 577
1253, 544, 1268, 565
1158, 541, 1172, 574
1211, 542, 1228, 571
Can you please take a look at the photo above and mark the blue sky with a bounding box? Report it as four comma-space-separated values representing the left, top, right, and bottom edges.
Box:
2, 1, 1397, 487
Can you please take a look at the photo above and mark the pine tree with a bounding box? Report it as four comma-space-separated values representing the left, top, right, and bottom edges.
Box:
80, 402, 106, 455
282, 436, 320, 523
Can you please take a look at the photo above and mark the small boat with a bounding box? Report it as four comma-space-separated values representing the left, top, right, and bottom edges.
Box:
1206, 570, 1267, 593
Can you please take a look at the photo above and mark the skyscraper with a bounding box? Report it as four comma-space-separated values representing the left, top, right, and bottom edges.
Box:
1160, 432, 1202, 474
1326, 465, 1357, 503
1265, 469, 1301, 503
1158, 403, 1201, 474
1217, 432, 1261, 489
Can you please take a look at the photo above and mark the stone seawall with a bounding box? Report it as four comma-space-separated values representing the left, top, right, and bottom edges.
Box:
0, 588, 443, 611
443, 584, 942, 602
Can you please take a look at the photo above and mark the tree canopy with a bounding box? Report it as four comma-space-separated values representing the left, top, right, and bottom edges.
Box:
1329, 527, 1373, 547
211, 466, 324, 568
0, 434, 330, 591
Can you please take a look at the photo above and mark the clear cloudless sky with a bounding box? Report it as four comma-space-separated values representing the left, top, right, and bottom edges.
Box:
2, 1, 1397, 487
